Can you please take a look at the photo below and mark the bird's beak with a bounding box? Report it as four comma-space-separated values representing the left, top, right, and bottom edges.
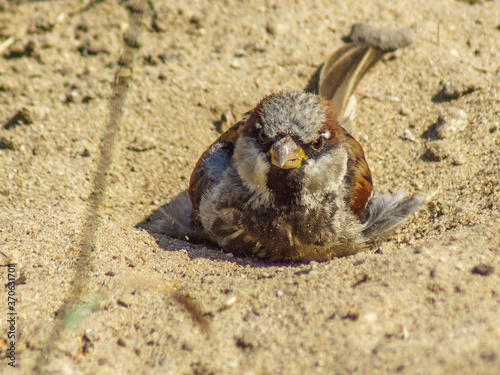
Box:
269, 135, 308, 169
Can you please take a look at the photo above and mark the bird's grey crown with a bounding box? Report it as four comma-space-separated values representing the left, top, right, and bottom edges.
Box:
260, 90, 327, 143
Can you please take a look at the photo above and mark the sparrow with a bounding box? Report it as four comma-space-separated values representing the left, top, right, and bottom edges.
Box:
154, 42, 424, 262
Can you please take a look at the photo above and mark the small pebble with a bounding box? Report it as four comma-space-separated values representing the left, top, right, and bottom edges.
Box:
152, 12, 168, 32
0, 137, 15, 150
412, 180, 423, 190
402, 129, 416, 142
234, 49, 247, 58
340, 309, 359, 321
225, 295, 237, 306
229, 60, 241, 69
220, 112, 234, 125
235, 332, 258, 350
471, 264, 494, 276
4, 39, 39, 59
117, 298, 131, 308
434, 107, 468, 139
438, 79, 481, 101
451, 153, 466, 165
363, 312, 378, 323
346, 23, 414, 51
27, 18, 55, 34
77, 38, 110, 56
400, 106, 411, 116
83, 329, 98, 343
181, 342, 194, 352
266, 22, 288, 36
3, 107, 35, 129
65, 90, 80, 103
143, 54, 160, 66
423, 142, 449, 161
189, 14, 204, 27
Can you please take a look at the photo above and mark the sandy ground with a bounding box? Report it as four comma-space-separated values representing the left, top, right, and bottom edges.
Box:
0, 0, 499, 373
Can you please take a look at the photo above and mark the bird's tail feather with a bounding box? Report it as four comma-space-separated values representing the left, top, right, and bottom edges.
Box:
319, 43, 383, 132
361, 191, 425, 244
140, 190, 210, 243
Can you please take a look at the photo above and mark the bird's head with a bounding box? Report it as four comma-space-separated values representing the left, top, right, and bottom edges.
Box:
233, 90, 349, 200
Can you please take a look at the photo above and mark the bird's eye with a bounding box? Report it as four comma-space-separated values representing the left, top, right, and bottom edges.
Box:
311, 136, 325, 151
257, 129, 268, 145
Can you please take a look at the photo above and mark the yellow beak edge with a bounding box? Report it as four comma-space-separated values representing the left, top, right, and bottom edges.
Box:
269, 135, 308, 170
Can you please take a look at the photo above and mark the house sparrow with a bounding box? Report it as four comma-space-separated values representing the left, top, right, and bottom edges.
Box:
154, 43, 424, 262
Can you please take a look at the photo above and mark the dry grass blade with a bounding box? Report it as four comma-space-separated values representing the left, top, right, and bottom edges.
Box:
33, 1, 146, 372
171, 292, 212, 336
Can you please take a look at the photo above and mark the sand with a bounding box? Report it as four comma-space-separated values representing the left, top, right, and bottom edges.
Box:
0, 0, 499, 373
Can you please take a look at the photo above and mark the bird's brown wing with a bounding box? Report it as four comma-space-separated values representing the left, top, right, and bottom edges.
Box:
188, 116, 248, 213
343, 130, 373, 221
318, 43, 381, 220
